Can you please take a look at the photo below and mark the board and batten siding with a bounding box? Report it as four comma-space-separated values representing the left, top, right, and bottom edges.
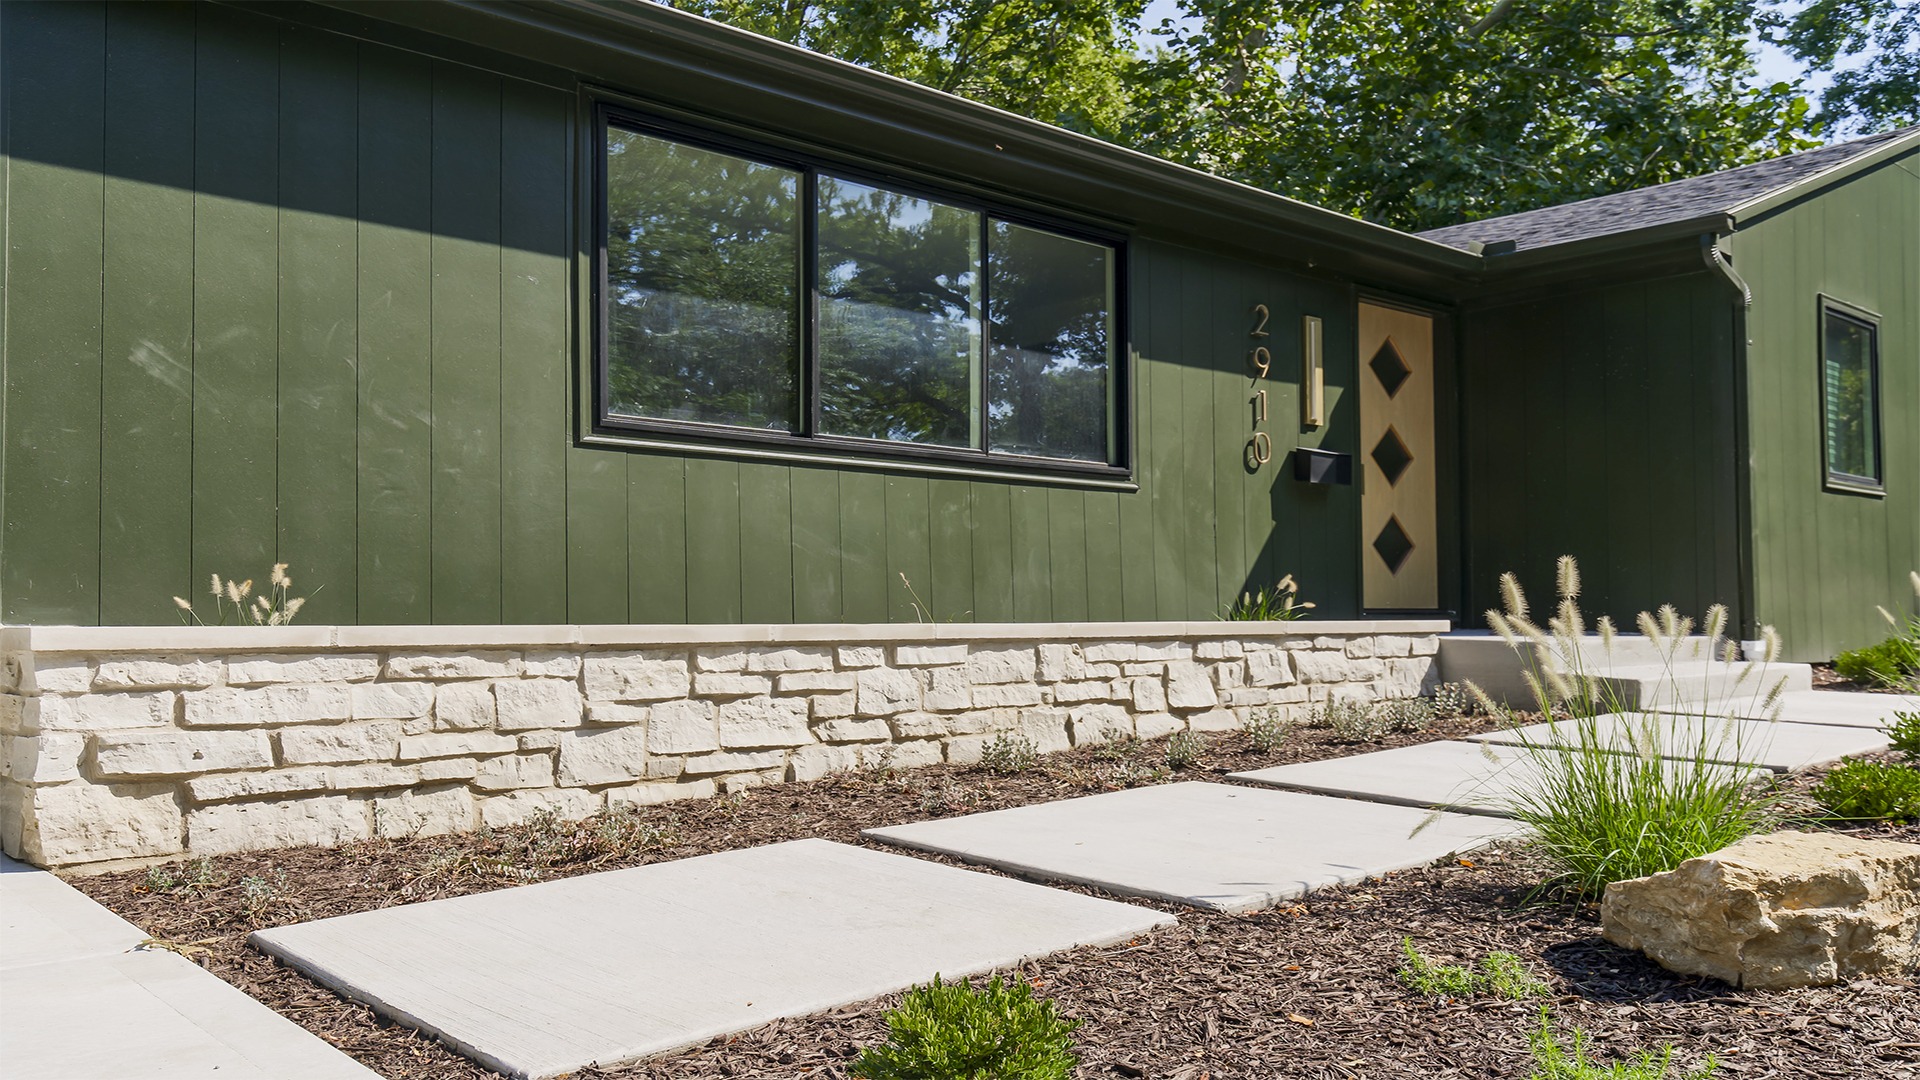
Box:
1733, 154, 1920, 662
1, 1, 1366, 627
1457, 271, 1745, 639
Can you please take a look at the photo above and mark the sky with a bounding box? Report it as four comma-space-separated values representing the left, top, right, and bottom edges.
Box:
1136, 0, 1836, 123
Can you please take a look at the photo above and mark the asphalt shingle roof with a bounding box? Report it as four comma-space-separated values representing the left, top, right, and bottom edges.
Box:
1418, 126, 1919, 253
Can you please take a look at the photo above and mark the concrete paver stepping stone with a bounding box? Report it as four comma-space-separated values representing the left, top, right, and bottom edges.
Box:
4, 949, 383, 1079
1463, 713, 1889, 772
863, 782, 1521, 914
1, 854, 148, 967
1654, 689, 1919, 731
250, 838, 1172, 1080
0, 855, 378, 1080
1228, 741, 1767, 817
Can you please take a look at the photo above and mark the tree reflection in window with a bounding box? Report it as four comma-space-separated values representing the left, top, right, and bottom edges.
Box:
603, 128, 801, 431
817, 177, 981, 447
1823, 307, 1880, 487
987, 221, 1113, 462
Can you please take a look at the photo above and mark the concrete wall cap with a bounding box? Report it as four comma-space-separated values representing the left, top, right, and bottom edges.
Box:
3, 619, 1452, 654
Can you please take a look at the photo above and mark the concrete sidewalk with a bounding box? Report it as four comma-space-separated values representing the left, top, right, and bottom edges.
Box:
1, 855, 380, 1080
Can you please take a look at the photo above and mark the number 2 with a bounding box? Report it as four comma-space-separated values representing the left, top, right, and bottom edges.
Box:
1250, 304, 1270, 338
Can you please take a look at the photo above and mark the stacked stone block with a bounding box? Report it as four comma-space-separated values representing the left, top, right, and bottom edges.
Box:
0, 625, 1441, 869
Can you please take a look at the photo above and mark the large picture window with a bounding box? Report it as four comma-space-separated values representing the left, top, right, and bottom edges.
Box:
597, 108, 1122, 474
1819, 298, 1882, 493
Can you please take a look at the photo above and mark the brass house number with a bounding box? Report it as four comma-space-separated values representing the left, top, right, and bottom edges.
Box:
1246, 304, 1273, 469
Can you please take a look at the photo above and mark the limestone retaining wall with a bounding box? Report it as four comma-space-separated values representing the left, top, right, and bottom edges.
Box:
0, 620, 1447, 869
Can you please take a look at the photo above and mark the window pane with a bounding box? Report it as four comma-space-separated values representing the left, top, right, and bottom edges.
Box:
604, 126, 800, 430
1824, 310, 1879, 483
987, 221, 1114, 463
817, 177, 982, 447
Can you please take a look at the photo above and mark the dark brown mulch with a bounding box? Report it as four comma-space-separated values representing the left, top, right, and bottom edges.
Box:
68, 718, 1920, 1080
1809, 662, 1916, 696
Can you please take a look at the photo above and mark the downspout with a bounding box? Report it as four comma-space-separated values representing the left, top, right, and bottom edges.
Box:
1701, 233, 1759, 647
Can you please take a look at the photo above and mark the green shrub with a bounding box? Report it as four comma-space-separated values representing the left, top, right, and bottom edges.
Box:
1887, 710, 1920, 759
1481, 951, 1552, 1000
1223, 574, 1314, 621
1164, 730, 1205, 769
852, 975, 1079, 1080
1811, 758, 1920, 822
1482, 558, 1781, 895
979, 733, 1038, 775
1834, 637, 1920, 689
1397, 939, 1549, 1000
1397, 939, 1479, 997
1245, 707, 1293, 751
1528, 1010, 1714, 1079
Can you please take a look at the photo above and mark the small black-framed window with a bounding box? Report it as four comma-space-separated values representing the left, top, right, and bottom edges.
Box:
1818, 296, 1883, 495
593, 103, 1127, 479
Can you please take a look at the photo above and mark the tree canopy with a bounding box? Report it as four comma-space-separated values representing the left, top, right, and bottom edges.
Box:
667, 0, 1914, 232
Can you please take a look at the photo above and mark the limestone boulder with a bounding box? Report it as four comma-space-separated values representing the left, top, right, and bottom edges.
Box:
1600, 830, 1920, 989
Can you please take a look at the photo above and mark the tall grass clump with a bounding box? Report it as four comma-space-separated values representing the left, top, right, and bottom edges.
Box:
1478, 556, 1783, 895
1223, 574, 1314, 621
174, 564, 311, 626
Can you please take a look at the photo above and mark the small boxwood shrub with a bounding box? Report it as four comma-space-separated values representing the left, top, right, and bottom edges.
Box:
852, 975, 1079, 1080
1812, 758, 1920, 823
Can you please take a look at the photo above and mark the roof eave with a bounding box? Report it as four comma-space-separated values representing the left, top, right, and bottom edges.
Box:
1454, 213, 1733, 303
305, 0, 1484, 286
1727, 127, 1920, 224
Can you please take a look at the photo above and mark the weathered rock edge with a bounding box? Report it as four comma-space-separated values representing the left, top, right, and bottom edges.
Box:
1600, 829, 1920, 989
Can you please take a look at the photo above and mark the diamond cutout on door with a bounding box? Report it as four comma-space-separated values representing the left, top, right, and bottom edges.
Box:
1371, 427, 1414, 487
1369, 338, 1412, 398
1373, 516, 1415, 575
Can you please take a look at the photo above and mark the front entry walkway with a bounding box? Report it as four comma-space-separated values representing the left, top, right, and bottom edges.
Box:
0, 855, 378, 1080
250, 839, 1172, 1080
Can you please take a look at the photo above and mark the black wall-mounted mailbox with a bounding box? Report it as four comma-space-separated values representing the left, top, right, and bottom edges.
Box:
1293, 447, 1353, 486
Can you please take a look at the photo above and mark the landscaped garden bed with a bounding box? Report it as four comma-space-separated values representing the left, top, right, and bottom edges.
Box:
70, 714, 1920, 1080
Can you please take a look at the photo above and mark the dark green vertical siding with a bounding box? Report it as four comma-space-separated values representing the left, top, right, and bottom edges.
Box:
1734, 154, 1920, 661
1, 1, 1378, 626
99, 2, 195, 624
1458, 272, 1744, 635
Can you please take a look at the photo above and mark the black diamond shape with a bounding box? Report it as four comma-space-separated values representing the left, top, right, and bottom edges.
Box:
1371, 427, 1414, 487
1370, 338, 1412, 398
1373, 516, 1415, 575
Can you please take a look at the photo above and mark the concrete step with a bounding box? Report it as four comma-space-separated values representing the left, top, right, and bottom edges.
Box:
1437, 632, 1812, 709
1462, 713, 1887, 774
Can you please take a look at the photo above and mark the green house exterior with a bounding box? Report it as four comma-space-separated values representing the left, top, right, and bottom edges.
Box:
2, 0, 1915, 662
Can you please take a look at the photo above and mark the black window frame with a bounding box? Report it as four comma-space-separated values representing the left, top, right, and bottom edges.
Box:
591, 101, 1132, 482
1817, 295, 1885, 496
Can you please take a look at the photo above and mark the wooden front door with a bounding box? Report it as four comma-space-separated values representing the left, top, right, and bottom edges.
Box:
1359, 302, 1438, 611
